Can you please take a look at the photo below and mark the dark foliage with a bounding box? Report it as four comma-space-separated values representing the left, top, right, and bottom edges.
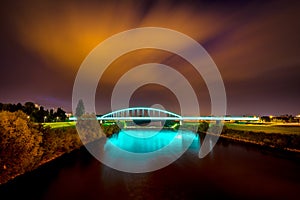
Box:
0, 102, 67, 123
0, 111, 81, 184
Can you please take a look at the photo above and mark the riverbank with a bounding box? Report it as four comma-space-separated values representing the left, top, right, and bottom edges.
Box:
208, 124, 300, 153
0, 151, 66, 186
216, 132, 300, 153
0, 121, 121, 186
0, 127, 82, 185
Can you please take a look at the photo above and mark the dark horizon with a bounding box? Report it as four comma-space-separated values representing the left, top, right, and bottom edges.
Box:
1, 0, 300, 116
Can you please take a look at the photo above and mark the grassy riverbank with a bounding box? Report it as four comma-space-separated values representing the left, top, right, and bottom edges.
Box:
225, 123, 300, 135
43, 122, 76, 129
0, 112, 120, 185
219, 123, 300, 152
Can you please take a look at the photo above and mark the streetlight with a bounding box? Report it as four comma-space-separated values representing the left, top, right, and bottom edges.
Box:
44, 116, 47, 123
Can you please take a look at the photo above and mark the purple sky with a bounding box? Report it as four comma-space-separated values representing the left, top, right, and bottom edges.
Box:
0, 0, 299, 116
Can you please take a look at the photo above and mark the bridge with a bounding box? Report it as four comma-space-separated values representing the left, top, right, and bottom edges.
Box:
69, 107, 259, 121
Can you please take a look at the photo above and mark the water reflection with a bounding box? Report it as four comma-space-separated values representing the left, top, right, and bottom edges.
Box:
108, 129, 199, 153
88, 129, 198, 173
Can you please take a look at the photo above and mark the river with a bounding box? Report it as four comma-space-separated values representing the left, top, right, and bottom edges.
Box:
0, 129, 299, 199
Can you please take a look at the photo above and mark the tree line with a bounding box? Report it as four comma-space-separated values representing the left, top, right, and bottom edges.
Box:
0, 102, 67, 123
0, 109, 122, 185
0, 110, 82, 184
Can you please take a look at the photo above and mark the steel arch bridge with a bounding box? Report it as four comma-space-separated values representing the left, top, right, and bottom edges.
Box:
99, 107, 181, 120
69, 107, 258, 121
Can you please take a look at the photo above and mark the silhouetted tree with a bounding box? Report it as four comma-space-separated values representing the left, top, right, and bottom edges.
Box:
75, 99, 85, 117
56, 107, 66, 121
24, 102, 36, 115
16, 103, 23, 111
0, 102, 68, 123
34, 106, 47, 123
48, 109, 54, 122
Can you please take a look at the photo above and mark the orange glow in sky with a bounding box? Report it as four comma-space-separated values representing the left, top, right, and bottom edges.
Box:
1, 0, 299, 115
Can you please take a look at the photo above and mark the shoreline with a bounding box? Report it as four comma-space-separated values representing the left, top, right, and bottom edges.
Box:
204, 131, 300, 154
0, 150, 76, 186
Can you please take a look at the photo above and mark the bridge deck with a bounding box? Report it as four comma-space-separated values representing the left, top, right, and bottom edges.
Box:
84, 116, 259, 121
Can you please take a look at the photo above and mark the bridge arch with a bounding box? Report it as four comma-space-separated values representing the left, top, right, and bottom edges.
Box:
100, 107, 181, 120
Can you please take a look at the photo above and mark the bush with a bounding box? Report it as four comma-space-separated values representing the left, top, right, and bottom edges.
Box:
0, 111, 43, 183
41, 127, 82, 159
198, 122, 209, 132
100, 124, 121, 137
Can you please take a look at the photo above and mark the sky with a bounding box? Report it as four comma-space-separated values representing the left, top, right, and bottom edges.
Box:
0, 0, 299, 116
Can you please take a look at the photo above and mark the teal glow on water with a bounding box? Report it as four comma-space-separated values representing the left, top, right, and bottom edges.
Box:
108, 129, 200, 153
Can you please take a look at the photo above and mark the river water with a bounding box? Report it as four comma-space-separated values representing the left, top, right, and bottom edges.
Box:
0, 129, 299, 199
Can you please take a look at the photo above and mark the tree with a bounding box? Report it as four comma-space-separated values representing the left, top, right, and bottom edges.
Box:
33, 106, 47, 123
0, 102, 68, 122
0, 111, 43, 183
16, 103, 23, 111
75, 99, 85, 117
24, 102, 36, 115
76, 113, 105, 144
55, 107, 66, 121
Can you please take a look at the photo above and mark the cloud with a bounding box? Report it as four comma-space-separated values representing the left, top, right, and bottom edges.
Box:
1, 0, 299, 114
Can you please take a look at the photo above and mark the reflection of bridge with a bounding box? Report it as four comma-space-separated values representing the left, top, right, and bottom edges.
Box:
70, 107, 259, 121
